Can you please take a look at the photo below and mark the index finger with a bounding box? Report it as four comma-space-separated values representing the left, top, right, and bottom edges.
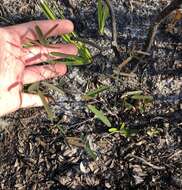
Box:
7, 20, 74, 43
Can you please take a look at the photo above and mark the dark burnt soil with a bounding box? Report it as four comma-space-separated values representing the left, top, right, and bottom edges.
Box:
0, 0, 182, 189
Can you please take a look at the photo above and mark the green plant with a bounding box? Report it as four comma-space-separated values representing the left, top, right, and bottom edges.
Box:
82, 85, 110, 100
23, 24, 59, 48
121, 91, 153, 113
26, 81, 66, 121
97, 0, 110, 35
109, 122, 136, 137
38, 0, 92, 65
87, 105, 111, 127
27, 82, 55, 121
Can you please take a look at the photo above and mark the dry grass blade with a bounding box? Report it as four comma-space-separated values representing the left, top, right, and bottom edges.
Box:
37, 89, 55, 121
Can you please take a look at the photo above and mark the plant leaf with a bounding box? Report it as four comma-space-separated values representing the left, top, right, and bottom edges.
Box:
37, 89, 55, 121
39, 0, 56, 20
131, 95, 153, 101
87, 105, 111, 127
35, 25, 48, 45
121, 91, 143, 99
27, 82, 39, 93
97, 0, 103, 30
85, 141, 97, 160
82, 85, 109, 100
39, 0, 92, 65
109, 128, 118, 133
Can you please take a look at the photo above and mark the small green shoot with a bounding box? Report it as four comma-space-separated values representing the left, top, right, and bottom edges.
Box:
82, 85, 110, 100
109, 122, 136, 137
87, 105, 111, 127
97, 0, 110, 35
49, 52, 90, 66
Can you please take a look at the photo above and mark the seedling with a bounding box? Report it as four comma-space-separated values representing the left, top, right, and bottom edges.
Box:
109, 122, 136, 137
87, 105, 111, 127
97, 0, 110, 35
121, 91, 153, 113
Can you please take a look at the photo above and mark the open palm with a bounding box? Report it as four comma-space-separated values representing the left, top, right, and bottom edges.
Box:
0, 20, 77, 116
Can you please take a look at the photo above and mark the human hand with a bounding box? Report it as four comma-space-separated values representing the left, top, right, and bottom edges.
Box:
0, 20, 77, 116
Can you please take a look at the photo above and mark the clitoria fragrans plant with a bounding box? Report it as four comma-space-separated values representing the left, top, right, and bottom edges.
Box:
38, 0, 92, 65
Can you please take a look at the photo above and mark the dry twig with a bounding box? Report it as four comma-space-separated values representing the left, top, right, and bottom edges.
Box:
127, 154, 165, 170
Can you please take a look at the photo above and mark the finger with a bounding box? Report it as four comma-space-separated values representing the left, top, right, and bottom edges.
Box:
24, 44, 77, 66
23, 64, 67, 84
20, 93, 44, 108
7, 20, 74, 43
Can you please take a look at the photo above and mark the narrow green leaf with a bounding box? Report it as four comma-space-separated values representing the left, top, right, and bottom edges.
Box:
120, 122, 125, 130
131, 95, 153, 101
27, 82, 39, 93
0, 16, 11, 23
121, 91, 143, 99
97, 0, 103, 30
39, 0, 56, 20
39, 0, 92, 65
84, 141, 97, 160
109, 128, 118, 133
97, 0, 110, 35
87, 105, 111, 127
103, 3, 110, 21
50, 52, 78, 58
124, 101, 134, 111
83, 85, 110, 100
37, 89, 55, 121
101, 3, 109, 33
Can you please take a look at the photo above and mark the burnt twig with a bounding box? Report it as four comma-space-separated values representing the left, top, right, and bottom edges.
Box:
105, 0, 120, 57
127, 154, 165, 170
144, 0, 182, 52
